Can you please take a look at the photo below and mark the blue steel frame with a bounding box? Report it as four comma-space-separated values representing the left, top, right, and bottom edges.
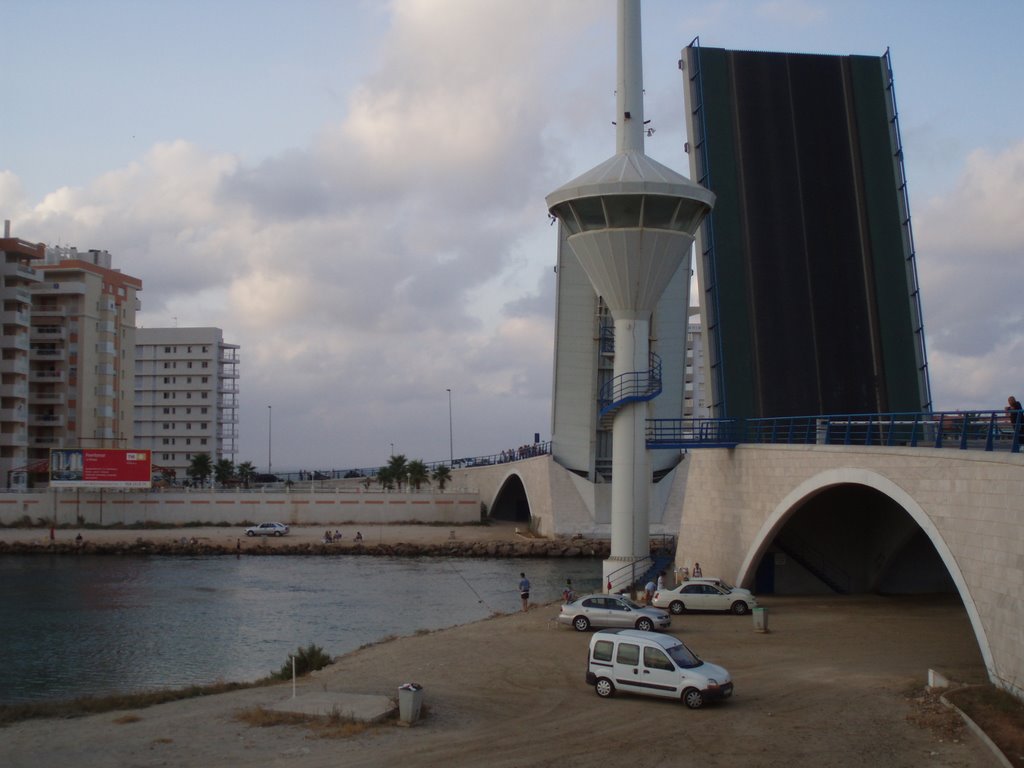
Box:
647, 410, 1024, 454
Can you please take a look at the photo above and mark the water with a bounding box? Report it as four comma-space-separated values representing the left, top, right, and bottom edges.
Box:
0, 555, 602, 705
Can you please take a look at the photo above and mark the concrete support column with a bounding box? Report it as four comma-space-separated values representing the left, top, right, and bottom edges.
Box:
604, 314, 651, 591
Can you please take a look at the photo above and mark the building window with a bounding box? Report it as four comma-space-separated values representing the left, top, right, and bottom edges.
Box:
201, 376, 208, 383
201, 392, 208, 399
186, 438, 191, 446
187, 362, 193, 369
200, 439, 207, 445
163, 362, 170, 369
202, 362, 209, 369
162, 423, 170, 430
186, 423, 192, 430
163, 392, 170, 399
164, 346, 171, 353
163, 407, 170, 414
201, 422, 208, 429
201, 407, 208, 414
186, 393, 192, 399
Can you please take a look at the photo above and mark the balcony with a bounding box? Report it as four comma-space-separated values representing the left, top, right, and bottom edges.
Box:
30, 369, 64, 382
32, 435, 64, 447
34, 281, 86, 296
32, 305, 67, 318
0, 431, 28, 446
29, 391, 65, 405
0, 310, 30, 326
0, 261, 40, 280
0, 359, 29, 375
30, 348, 66, 361
31, 325, 66, 341
30, 414, 65, 427
2, 382, 29, 399
218, 384, 239, 394
0, 408, 26, 422
0, 333, 30, 351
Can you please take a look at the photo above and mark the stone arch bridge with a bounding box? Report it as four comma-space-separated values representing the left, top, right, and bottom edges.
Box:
454, 445, 1024, 698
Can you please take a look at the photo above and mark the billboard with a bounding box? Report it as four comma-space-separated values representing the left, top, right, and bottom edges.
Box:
49, 449, 152, 488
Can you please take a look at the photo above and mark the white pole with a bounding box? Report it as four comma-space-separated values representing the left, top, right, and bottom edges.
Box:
292, 656, 296, 699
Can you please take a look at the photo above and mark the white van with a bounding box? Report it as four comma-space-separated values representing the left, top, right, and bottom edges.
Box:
586, 628, 733, 709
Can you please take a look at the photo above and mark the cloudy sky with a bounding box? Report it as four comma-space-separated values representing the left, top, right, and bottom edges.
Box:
3, 0, 1023, 471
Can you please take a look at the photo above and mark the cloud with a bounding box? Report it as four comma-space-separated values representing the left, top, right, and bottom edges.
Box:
6, 0, 595, 468
915, 140, 1024, 408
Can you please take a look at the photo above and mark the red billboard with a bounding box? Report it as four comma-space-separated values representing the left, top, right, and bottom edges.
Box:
49, 449, 152, 488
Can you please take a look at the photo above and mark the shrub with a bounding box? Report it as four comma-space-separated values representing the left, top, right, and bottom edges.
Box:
271, 643, 332, 680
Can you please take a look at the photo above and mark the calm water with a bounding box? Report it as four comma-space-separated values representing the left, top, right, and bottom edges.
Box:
0, 555, 602, 704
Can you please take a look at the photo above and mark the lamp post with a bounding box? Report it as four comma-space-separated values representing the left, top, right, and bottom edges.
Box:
267, 405, 272, 476
447, 388, 454, 466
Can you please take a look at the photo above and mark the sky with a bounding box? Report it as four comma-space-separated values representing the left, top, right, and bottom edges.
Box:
3, 0, 1023, 471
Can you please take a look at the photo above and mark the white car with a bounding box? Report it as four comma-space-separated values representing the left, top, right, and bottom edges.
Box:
586, 629, 733, 708
652, 581, 757, 615
244, 522, 290, 537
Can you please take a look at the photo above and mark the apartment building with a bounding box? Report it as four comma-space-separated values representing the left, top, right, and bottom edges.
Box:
0, 222, 43, 488
28, 247, 142, 477
134, 327, 239, 479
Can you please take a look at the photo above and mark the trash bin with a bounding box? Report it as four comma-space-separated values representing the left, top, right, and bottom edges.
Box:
398, 682, 423, 723
752, 607, 769, 633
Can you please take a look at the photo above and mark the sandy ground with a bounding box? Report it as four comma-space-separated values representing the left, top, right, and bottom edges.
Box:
2, 526, 998, 768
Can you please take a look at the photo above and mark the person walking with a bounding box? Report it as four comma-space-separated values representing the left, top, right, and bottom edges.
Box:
518, 572, 531, 612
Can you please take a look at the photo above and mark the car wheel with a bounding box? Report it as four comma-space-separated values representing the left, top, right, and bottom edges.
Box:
274, 531, 283, 537
670, 601, 685, 615
683, 687, 704, 709
245, 531, 255, 537
731, 601, 749, 615
572, 616, 590, 632
636, 617, 654, 632
594, 678, 615, 698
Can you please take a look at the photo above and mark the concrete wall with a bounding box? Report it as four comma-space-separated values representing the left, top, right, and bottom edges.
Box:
676, 444, 1024, 699
0, 489, 481, 527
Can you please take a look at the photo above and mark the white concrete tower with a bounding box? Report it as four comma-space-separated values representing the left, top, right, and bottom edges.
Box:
546, 0, 714, 589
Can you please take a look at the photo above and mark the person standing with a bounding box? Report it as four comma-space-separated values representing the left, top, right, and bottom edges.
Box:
1006, 396, 1023, 442
562, 579, 575, 603
693, 562, 703, 578
518, 572, 531, 612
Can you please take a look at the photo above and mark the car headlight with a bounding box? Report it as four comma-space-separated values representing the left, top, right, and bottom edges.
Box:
706, 679, 718, 687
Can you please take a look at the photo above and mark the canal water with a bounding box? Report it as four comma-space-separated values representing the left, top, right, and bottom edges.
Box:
0, 555, 602, 705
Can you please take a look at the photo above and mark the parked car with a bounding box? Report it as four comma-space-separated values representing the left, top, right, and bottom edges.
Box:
652, 581, 757, 615
244, 522, 289, 537
557, 593, 671, 632
586, 629, 733, 708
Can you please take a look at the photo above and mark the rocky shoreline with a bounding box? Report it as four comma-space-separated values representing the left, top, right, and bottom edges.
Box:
0, 537, 611, 559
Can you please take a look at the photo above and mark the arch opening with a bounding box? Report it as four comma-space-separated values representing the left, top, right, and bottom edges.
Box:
489, 473, 531, 523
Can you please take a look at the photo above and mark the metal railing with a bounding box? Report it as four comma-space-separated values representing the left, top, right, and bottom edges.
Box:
647, 410, 1024, 453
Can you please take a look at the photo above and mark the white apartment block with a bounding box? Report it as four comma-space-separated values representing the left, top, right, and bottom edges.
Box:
28, 245, 141, 479
0, 222, 43, 488
685, 307, 710, 420
134, 328, 239, 479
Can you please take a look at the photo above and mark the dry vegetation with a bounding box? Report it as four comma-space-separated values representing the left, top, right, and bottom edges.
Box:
946, 685, 1024, 767
233, 705, 381, 739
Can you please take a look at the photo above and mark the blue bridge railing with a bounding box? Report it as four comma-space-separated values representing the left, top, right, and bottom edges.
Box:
647, 410, 1024, 454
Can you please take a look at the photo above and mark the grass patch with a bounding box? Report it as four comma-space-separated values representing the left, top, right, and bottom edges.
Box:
945, 685, 1024, 767
234, 706, 374, 739
0, 679, 275, 725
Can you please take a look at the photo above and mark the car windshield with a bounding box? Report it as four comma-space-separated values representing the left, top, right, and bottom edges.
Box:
666, 642, 702, 669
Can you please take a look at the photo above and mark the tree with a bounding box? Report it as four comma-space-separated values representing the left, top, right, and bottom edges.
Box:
237, 461, 256, 489
432, 465, 452, 491
406, 460, 429, 490
214, 458, 236, 486
386, 454, 408, 490
376, 466, 395, 491
187, 453, 213, 487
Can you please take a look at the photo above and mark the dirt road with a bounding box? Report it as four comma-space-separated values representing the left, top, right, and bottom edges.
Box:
3, 593, 993, 768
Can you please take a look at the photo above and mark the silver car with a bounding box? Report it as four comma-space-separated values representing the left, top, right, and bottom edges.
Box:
557, 594, 672, 632
244, 522, 290, 537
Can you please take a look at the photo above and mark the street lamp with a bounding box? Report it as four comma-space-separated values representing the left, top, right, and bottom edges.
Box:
447, 388, 454, 467
267, 405, 272, 476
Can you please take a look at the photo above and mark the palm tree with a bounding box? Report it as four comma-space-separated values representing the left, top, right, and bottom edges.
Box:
376, 466, 395, 491
214, 458, 235, 487
187, 453, 213, 488
406, 460, 429, 490
386, 454, 408, 490
432, 465, 452, 491
237, 461, 256, 489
